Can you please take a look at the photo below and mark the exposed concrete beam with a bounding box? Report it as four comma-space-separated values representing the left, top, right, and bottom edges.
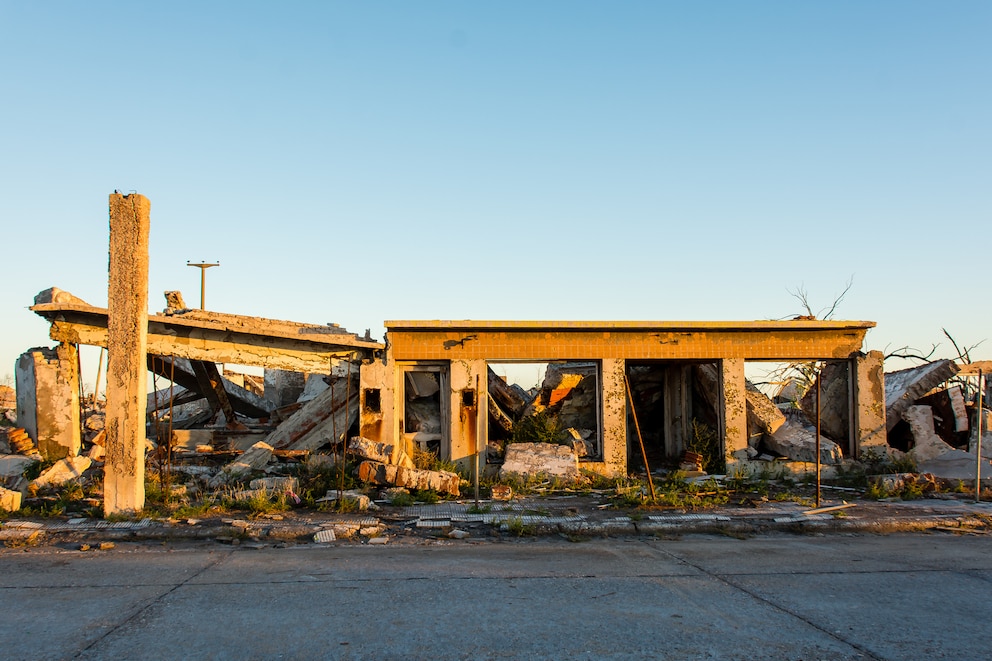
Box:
33, 301, 383, 373
385, 321, 874, 362
146, 355, 273, 418
188, 359, 244, 429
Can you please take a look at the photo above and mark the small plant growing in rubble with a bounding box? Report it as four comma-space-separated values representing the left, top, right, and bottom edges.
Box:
235, 490, 289, 516
388, 491, 415, 507
686, 419, 723, 474
504, 516, 533, 537
510, 412, 564, 445
414, 489, 440, 504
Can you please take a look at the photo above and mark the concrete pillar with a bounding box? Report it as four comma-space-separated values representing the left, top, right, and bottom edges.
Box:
448, 359, 486, 471
600, 358, 626, 476
720, 358, 748, 467
14, 344, 81, 459
104, 193, 150, 515
853, 350, 887, 458
359, 358, 393, 446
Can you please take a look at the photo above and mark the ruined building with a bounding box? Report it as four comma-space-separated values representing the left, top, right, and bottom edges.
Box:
12, 193, 900, 513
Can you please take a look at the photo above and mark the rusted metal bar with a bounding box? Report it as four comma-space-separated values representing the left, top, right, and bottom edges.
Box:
624, 373, 656, 503
977, 369, 984, 504
816, 364, 822, 508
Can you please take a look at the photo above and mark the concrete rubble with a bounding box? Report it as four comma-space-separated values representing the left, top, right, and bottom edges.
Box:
30, 456, 92, 489
885, 360, 959, 432
208, 441, 274, 487
357, 461, 460, 496
763, 420, 843, 465
8, 213, 990, 518
500, 442, 580, 481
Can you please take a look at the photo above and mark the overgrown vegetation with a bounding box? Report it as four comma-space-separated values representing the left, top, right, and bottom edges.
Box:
510, 411, 564, 445
686, 419, 723, 474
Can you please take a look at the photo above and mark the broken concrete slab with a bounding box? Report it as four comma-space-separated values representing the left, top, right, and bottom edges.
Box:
499, 442, 580, 481
30, 455, 92, 489
208, 441, 274, 487
262, 377, 359, 451
745, 381, 786, 436
917, 449, 992, 482
348, 436, 414, 469
885, 360, 959, 431
488, 394, 515, 434
765, 420, 843, 464
488, 367, 530, 418
903, 405, 956, 463
799, 361, 851, 441
357, 461, 460, 496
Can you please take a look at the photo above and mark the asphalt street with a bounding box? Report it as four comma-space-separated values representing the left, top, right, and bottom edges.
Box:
2, 532, 989, 660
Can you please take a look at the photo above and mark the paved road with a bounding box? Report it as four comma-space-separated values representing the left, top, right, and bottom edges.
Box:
2, 532, 989, 660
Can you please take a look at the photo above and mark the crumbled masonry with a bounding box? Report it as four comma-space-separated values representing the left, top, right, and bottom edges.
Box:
7, 193, 988, 515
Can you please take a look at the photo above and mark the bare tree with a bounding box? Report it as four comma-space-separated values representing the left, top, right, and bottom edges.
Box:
755, 278, 856, 400
785, 276, 854, 321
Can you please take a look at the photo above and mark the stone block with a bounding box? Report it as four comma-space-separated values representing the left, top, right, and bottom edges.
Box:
499, 442, 580, 480
0, 486, 22, 511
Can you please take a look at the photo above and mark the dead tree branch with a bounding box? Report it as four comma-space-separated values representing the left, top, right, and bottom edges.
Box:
786, 276, 854, 320
941, 328, 985, 365
884, 344, 939, 363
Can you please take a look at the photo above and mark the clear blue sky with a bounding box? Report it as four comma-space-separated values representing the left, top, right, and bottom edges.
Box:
1, 1, 989, 386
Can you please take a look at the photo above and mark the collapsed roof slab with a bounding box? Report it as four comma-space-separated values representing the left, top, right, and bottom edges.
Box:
884, 359, 959, 432
33, 294, 384, 374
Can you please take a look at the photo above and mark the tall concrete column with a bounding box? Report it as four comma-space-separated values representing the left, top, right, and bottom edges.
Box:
601, 358, 626, 476
720, 358, 748, 467
104, 193, 150, 515
853, 350, 887, 458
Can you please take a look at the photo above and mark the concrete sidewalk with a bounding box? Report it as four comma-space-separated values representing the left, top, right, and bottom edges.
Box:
3, 493, 992, 549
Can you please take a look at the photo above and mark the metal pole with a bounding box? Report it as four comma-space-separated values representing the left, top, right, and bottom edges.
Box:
474, 374, 480, 507
186, 261, 219, 310
977, 369, 984, 504
94, 347, 105, 404
815, 365, 822, 508
624, 373, 656, 503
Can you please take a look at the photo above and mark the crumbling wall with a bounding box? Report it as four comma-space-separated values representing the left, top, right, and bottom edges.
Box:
15, 344, 80, 460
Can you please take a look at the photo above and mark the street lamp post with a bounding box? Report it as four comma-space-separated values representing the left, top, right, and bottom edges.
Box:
186, 261, 220, 310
